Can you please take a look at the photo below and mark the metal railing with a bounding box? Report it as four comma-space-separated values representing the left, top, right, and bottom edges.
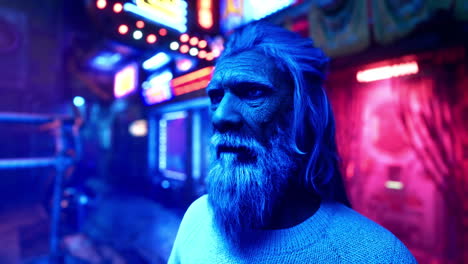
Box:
0, 112, 79, 264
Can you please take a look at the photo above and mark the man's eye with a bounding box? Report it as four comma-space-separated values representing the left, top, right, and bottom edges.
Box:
247, 88, 264, 98
243, 86, 267, 99
208, 90, 224, 104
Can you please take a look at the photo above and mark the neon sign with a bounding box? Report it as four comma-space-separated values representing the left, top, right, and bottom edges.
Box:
124, 0, 188, 32
171, 66, 214, 96
220, 0, 296, 33
142, 52, 171, 71
356, 61, 419, 83
142, 70, 173, 105
114, 63, 138, 98
159, 111, 188, 181
198, 0, 213, 30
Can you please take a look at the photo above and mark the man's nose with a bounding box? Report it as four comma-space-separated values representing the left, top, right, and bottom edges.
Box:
212, 93, 243, 132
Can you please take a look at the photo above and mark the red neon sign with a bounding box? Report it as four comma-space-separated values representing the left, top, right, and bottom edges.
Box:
171, 66, 214, 96
356, 61, 419, 83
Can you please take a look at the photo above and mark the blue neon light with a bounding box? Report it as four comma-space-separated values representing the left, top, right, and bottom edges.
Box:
146, 70, 173, 86
244, 0, 295, 20
221, 0, 295, 33
124, 2, 187, 33
142, 70, 173, 105
192, 111, 201, 180
90, 52, 122, 70
159, 111, 188, 181
142, 52, 171, 71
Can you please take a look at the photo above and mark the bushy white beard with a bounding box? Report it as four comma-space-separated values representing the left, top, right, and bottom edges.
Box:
206, 122, 299, 244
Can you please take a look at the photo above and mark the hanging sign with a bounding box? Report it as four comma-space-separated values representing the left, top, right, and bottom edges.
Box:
124, 0, 188, 32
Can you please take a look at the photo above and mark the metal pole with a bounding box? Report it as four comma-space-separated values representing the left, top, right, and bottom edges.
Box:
49, 157, 66, 264
49, 123, 68, 264
0, 112, 77, 264
0, 157, 56, 169
0, 112, 72, 124
147, 116, 157, 175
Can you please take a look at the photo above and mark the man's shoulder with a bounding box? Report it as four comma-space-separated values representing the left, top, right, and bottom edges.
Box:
323, 202, 417, 263
182, 194, 209, 227
169, 195, 213, 263
327, 203, 391, 235
172, 195, 211, 247
182, 194, 210, 223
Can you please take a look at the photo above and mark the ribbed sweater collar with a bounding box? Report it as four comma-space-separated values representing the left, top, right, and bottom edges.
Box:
224, 200, 338, 256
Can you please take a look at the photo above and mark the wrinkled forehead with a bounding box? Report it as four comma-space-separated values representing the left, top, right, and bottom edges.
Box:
210, 50, 284, 89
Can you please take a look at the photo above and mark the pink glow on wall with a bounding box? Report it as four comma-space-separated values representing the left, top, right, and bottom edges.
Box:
356, 61, 419, 83
361, 84, 413, 165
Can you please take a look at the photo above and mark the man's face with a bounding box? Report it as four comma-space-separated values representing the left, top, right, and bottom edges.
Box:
205, 50, 299, 242
207, 50, 292, 145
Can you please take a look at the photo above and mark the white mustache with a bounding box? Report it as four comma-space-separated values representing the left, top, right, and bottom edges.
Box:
211, 133, 262, 160
211, 133, 251, 147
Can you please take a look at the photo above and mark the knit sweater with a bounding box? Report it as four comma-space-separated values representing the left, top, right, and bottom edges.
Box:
168, 195, 417, 263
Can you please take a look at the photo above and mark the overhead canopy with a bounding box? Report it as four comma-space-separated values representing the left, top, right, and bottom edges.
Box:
307, 0, 468, 57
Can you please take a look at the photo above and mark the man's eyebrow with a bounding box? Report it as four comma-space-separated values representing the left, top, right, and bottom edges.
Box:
206, 76, 274, 92
229, 80, 273, 89
206, 82, 220, 92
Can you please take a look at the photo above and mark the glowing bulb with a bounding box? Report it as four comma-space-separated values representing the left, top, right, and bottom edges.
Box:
159, 28, 167, 36
118, 24, 129, 34
136, 20, 145, 29
180, 45, 189, 53
212, 48, 221, 57
198, 50, 207, 59
170, 41, 179, 50
96, 0, 107, 9
198, 40, 207, 49
146, 34, 157, 44
189, 37, 199, 46
176, 58, 193, 72
206, 53, 214, 61
113, 3, 123, 13
79, 195, 89, 204
189, 47, 198, 56
161, 180, 170, 189
180, 34, 189, 42
133, 30, 143, 40
73, 96, 85, 107
129, 120, 148, 137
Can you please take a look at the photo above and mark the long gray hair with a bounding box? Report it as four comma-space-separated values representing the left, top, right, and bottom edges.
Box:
218, 22, 349, 205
